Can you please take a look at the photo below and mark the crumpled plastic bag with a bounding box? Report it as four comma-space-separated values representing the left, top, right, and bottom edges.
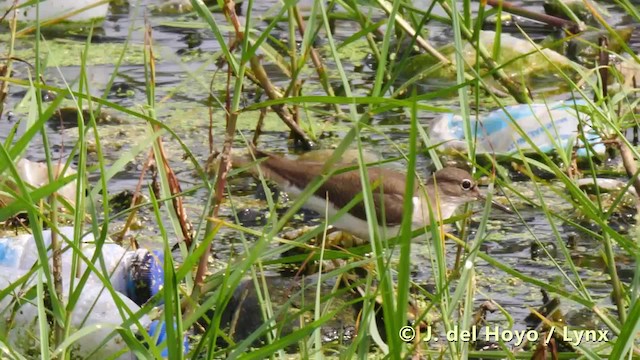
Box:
0, 159, 77, 208
430, 100, 604, 157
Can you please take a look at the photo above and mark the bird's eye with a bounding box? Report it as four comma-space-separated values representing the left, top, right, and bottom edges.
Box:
461, 179, 473, 190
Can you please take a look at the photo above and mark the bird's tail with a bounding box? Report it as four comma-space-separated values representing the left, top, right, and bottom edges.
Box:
230, 145, 268, 168
232, 147, 292, 185
206, 146, 274, 179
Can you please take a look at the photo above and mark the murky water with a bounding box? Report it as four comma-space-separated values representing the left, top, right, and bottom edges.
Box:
1, 0, 638, 350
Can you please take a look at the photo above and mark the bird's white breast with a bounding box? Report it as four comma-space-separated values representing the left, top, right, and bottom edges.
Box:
412, 195, 465, 226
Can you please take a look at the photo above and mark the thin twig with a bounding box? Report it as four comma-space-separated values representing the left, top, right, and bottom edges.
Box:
146, 23, 194, 248
250, 55, 314, 149
113, 149, 154, 248
193, 0, 242, 297
485, 0, 581, 33
252, 107, 267, 146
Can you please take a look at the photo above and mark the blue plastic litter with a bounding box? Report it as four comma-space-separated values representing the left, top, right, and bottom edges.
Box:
0, 227, 186, 359
0, 227, 163, 306
149, 320, 191, 357
125, 249, 165, 306
430, 100, 605, 157
0, 264, 150, 359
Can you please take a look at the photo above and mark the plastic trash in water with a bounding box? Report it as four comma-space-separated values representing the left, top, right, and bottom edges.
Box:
430, 100, 605, 157
0, 226, 162, 306
0, 159, 77, 211
149, 320, 191, 358
0, 227, 186, 359
0, 265, 152, 359
0, 0, 109, 23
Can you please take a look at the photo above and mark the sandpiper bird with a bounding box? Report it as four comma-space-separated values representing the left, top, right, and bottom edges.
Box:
231, 149, 506, 239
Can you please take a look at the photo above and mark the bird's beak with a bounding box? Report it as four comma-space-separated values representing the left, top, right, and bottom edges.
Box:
478, 193, 513, 214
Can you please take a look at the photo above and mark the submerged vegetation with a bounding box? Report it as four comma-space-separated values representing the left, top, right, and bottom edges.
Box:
0, 0, 640, 358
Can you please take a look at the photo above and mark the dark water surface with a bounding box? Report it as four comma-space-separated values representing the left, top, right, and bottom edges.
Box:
1, 0, 638, 350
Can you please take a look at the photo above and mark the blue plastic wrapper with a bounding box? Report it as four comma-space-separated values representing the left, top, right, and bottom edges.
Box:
430, 100, 604, 157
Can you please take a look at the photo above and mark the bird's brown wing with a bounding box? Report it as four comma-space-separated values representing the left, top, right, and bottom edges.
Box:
364, 168, 415, 226
256, 155, 416, 226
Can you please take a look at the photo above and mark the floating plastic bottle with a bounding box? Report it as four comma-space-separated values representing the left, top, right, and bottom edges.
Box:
0, 226, 163, 306
430, 100, 605, 157
0, 265, 153, 359
0, 227, 178, 359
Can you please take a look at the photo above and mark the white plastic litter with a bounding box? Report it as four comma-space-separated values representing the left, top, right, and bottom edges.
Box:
0, 265, 149, 360
17, 159, 77, 202
0, 227, 138, 294
430, 101, 604, 157
0, 227, 167, 359
576, 178, 638, 197
0, 0, 109, 22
